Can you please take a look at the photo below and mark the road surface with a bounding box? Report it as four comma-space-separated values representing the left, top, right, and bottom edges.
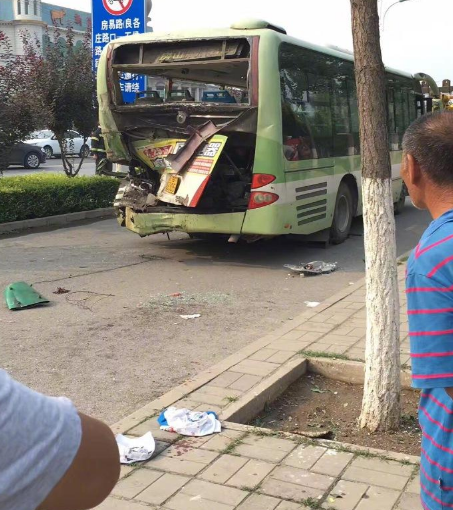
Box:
4, 157, 96, 177
0, 202, 430, 424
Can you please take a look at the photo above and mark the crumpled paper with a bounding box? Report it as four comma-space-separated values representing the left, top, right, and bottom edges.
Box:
116, 432, 155, 465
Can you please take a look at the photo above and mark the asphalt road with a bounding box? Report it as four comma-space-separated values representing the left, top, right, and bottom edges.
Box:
5, 157, 96, 177
0, 202, 430, 424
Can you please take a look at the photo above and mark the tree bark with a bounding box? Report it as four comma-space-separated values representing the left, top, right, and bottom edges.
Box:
350, 0, 401, 431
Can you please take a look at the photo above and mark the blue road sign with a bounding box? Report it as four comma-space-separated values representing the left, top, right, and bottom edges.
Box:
92, 0, 146, 104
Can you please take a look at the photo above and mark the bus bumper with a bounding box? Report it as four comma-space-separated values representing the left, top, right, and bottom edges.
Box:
122, 207, 245, 236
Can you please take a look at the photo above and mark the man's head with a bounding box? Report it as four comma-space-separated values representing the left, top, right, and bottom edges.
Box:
402, 112, 453, 213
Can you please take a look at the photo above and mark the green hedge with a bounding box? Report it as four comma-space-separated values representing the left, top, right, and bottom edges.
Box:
0, 174, 120, 223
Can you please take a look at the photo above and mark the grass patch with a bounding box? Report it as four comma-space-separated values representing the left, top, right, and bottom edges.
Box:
0, 174, 119, 223
298, 350, 362, 362
220, 433, 248, 455
224, 396, 239, 404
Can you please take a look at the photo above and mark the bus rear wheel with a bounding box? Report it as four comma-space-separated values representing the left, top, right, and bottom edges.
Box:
330, 182, 353, 245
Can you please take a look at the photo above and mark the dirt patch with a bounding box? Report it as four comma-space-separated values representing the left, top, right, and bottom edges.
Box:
253, 373, 421, 456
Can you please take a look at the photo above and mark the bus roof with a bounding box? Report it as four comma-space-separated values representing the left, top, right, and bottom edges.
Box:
109, 20, 414, 80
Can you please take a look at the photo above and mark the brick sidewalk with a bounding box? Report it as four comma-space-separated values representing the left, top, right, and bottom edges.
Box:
98, 266, 420, 509
99, 423, 420, 509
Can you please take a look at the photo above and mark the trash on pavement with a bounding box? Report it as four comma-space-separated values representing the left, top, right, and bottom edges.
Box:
180, 314, 201, 320
158, 407, 221, 437
304, 301, 320, 308
4, 282, 50, 310
53, 287, 70, 295
116, 432, 155, 465
284, 261, 338, 276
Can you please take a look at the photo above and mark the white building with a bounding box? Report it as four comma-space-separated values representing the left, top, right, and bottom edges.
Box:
0, 0, 91, 57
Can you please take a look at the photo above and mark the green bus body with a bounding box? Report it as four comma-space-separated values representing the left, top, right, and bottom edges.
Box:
97, 20, 423, 240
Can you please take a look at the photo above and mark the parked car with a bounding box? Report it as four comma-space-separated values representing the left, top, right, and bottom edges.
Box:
25, 130, 91, 158
7, 142, 47, 169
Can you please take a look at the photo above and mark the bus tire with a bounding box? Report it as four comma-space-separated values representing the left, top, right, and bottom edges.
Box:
330, 182, 353, 245
394, 187, 406, 215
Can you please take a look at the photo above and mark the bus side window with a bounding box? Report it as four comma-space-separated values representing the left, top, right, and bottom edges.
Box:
387, 88, 398, 151
279, 44, 334, 161
347, 79, 360, 155
333, 76, 355, 157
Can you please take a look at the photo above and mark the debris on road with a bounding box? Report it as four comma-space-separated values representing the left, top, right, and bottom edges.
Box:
169, 292, 183, 298
158, 407, 221, 437
116, 432, 155, 465
53, 287, 70, 295
4, 282, 49, 310
284, 261, 338, 276
304, 301, 320, 308
180, 314, 201, 320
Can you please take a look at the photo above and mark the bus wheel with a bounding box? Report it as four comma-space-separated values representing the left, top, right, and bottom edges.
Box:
330, 182, 353, 245
394, 188, 406, 215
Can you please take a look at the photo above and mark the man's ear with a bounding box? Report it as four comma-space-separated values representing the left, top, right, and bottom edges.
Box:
406, 153, 422, 185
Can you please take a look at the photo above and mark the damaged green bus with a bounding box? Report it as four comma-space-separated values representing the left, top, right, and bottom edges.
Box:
97, 18, 425, 243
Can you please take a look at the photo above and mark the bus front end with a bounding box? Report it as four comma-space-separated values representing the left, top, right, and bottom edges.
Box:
98, 30, 285, 239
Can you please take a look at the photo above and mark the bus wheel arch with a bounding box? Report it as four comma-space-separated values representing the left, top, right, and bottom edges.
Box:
330, 176, 357, 245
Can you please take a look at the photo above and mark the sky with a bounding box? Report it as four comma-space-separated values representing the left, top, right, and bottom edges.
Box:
57, 0, 451, 83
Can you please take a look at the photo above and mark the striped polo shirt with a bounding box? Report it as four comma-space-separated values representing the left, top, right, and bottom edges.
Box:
407, 209, 453, 510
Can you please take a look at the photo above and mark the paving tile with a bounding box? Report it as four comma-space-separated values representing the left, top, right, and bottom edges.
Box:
295, 322, 335, 333
210, 371, 243, 388
283, 445, 327, 470
260, 478, 325, 502
196, 386, 243, 399
354, 485, 400, 510
342, 465, 409, 491
96, 497, 153, 510
249, 349, 279, 361
267, 340, 311, 352
227, 459, 276, 489
189, 390, 231, 407
235, 444, 293, 463
312, 450, 354, 477
325, 344, 350, 355
276, 502, 308, 510
237, 494, 281, 510
321, 334, 359, 346
324, 480, 368, 510
164, 492, 234, 510
137, 473, 189, 505
349, 456, 415, 477
148, 446, 218, 476
183, 479, 249, 506
199, 430, 244, 452
266, 351, 296, 364
271, 466, 334, 491
405, 474, 420, 494
194, 403, 223, 414
119, 465, 135, 479
199, 454, 248, 483
229, 359, 280, 377
396, 492, 424, 509
280, 330, 310, 341
112, 468, 163, 498
229, 374, 262, 392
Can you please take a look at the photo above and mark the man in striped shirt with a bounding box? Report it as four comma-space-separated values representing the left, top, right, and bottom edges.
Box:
403, 111, 453, 509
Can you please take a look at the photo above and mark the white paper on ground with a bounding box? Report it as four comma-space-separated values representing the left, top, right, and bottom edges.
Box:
180, 314, 201, 320
304, 301, 320, 308
116, 432, 155, 465
161, 407, 221, 437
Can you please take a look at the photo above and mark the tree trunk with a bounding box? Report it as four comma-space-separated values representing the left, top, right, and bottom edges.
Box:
350, 0, 401, 431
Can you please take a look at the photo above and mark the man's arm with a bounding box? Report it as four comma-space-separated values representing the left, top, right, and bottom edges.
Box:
38, 413, 120, 510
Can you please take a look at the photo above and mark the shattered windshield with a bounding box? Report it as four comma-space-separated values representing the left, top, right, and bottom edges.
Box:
111, 38, 251, 106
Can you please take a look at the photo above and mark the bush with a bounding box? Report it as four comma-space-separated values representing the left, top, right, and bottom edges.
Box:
0, 174, 119, 223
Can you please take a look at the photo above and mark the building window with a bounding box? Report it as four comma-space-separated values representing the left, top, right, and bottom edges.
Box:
34, 0, 38, 15
25, 0, 29, 15
17, 0, 21, 15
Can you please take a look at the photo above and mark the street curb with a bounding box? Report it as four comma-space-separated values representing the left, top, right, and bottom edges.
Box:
307, 358, 413, 389
110, 277, 364, 434
221, 358, 308, 423
0, 207, 115, 235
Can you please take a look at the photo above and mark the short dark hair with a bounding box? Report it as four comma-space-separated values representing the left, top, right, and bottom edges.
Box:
402, 111, 453, 186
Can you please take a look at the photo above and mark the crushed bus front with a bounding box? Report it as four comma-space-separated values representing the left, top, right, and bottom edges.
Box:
98, 34, 271, 238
